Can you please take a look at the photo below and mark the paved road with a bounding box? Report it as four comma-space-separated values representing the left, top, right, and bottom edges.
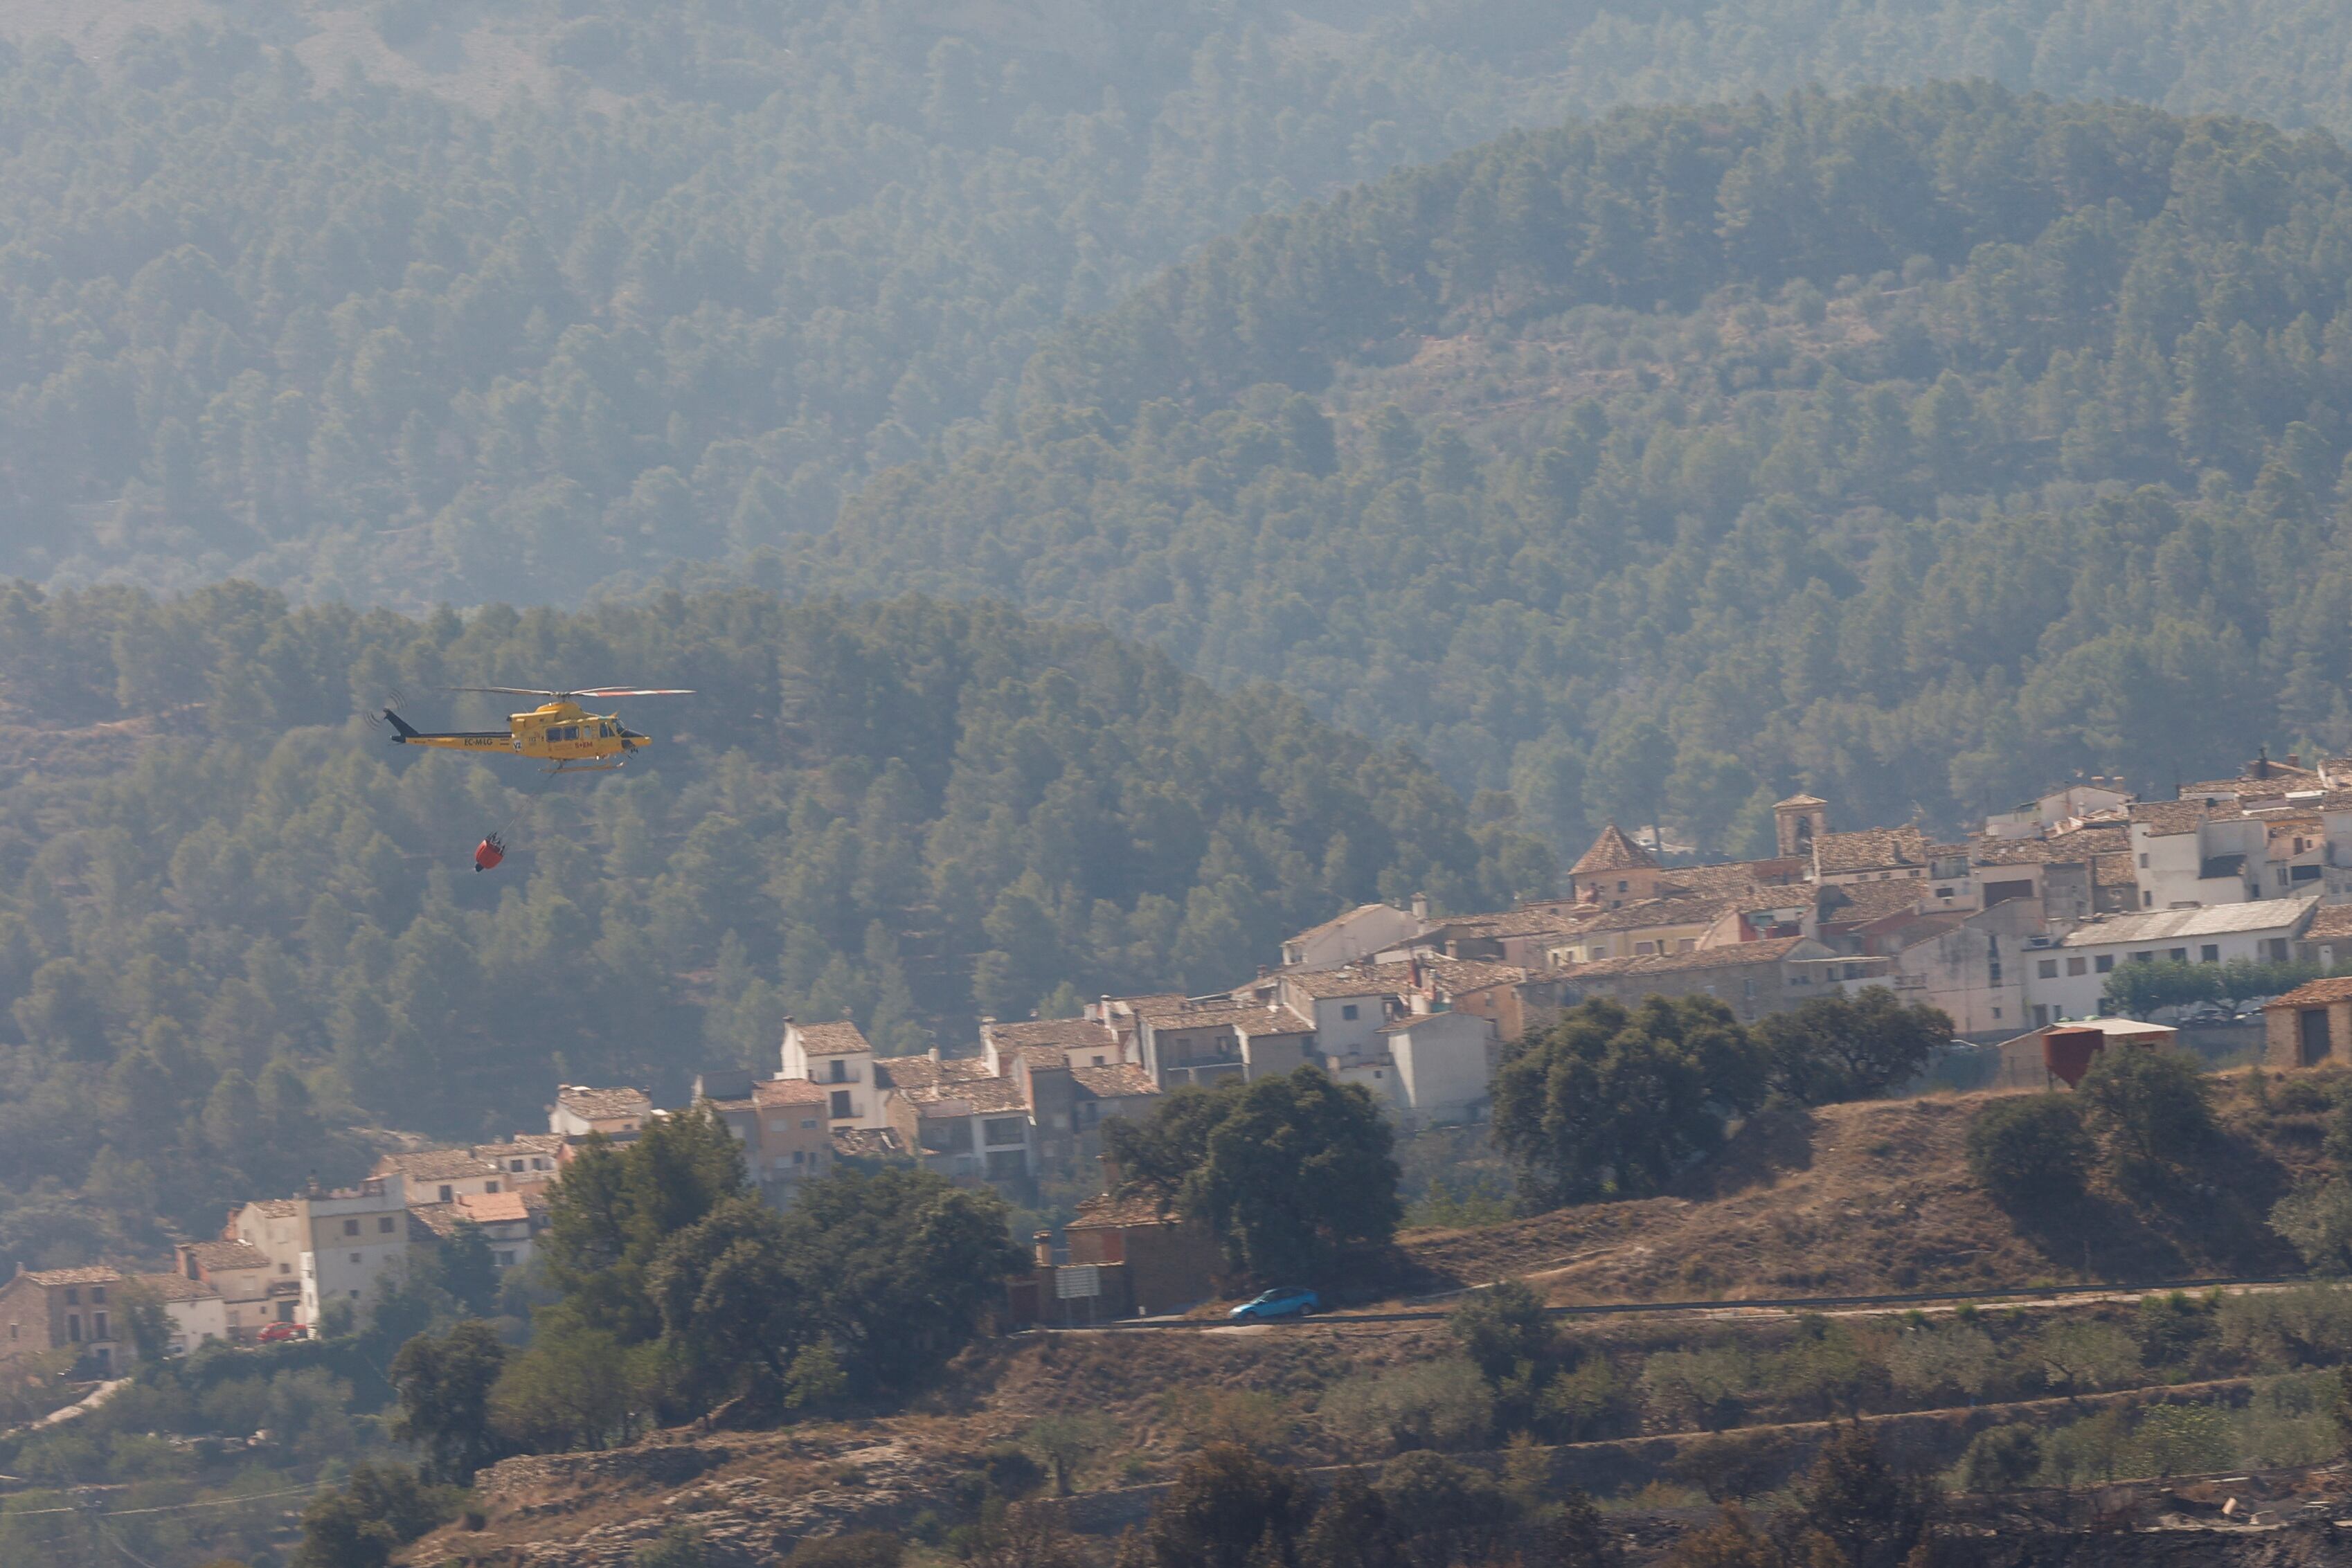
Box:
1052, 1273, 2321, 1333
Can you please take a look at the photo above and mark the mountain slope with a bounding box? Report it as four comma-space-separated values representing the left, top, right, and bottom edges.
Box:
0, 582, 1547, 1266
813, 84, 2352, 848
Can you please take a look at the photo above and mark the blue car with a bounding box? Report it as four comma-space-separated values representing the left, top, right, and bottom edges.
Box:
1228, 1287, 1320, 1322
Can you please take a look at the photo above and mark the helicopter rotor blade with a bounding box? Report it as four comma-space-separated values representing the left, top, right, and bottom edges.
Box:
565, 687, 696, 698
445, 686, 560, 697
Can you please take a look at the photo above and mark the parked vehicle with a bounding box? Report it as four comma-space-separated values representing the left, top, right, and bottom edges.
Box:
1228, 1287, 1320, 1322
255, 1322, 305, 1343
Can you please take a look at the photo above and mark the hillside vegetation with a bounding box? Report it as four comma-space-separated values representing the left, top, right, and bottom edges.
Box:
0, 582, 1544, 1265
818, 84, 2352, 845
28, 3, 2352, 609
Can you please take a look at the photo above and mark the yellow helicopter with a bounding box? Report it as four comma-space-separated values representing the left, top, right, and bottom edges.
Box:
377, 686, 693, 774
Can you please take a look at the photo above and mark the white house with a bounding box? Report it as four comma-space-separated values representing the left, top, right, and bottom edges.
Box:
132, 1273, 228, 1355
778, 1019, 883, 1130
1377, 1011, 1497, 1127
2022, 896, 2317, 1025
1280, 901, 1430, 970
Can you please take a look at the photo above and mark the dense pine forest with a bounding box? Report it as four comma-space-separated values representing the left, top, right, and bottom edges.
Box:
819, 84, 2352, 847
0, 583, 1547, 1263
17, 0, 2352, 604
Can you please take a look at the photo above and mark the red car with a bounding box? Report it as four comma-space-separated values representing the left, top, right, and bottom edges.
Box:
256, 1322, 305, 1343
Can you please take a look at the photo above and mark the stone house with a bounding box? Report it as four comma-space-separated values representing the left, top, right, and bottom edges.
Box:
1061, 1193, 1221, 1317
0, 1267, 129, 1373
2265, 975, 2352, 1069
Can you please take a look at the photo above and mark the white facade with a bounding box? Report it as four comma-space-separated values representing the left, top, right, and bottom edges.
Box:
1281, 903, 1428, 970
2021, 897, 2317, 1024
296, 1176, 413, 1326
154, 1288, 228, 1355
1381, 1011, 1498, 1126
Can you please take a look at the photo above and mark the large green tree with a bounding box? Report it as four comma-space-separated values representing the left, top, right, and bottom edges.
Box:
1491, 997, 1770, 1208
1759, 989, 1952, 1105
388, 1320, 510, 1484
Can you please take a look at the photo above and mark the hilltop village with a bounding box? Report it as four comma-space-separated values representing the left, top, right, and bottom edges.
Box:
17, 750, 2352, 1366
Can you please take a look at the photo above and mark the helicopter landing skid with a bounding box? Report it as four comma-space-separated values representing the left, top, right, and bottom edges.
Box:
543, 758, 627, 775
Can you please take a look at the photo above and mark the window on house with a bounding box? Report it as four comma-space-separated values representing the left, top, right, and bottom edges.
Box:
438, 1185, 454, 1203
1992, 1007, 2002, 1019
485, 1182, 499, 1194
1340, 1004, 1358, 1020
510, 1160, 525, 1172
90, 1287, 104, 1304
349, 1253, 361, 1265
67, 1314, 80, 1342
2067, 957, 2087, 975
829, 1090, 853, 1119
2169, 948, 2187, 962
495, 1251, 516, 1268
2037, 959, 2058, 978
801, 1119, 818, 1130
377, 1216, 396, 1234
92, 1311, 107, 1340
343, 1219, 360, 1236
2144, 892, 2153, 907
1615, 881, 1627, 892
2201, 945, 2220, 963
2095, 955, 2115, 973
2139, 854, 2149, 867
64, 1288, 78, 1306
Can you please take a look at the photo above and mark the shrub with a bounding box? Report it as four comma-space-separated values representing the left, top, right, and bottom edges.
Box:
2079, 1045, 2214, 1169
1955, 1423, 2042, 1493
2270, 1178, 2352, 1274
1317, 1358, 1494, 1454
1883, 1324, 1997, 1403
788, 1532, 905, 1568
1638, 1345, 1754, 1432
2216, 1285, 2352, 1366
2124, 1403, 2234, 1477
1966, 1094, 2091, 1207
1376, 1451, 1514, 1568
2032, 1321, 2142, 1397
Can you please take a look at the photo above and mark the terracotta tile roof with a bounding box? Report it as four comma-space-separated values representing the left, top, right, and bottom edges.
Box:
1660, 860, 1799, 900
131, 1272, 219, 1302
1097, 993, 1187, 1016
1972, 825, 2130, 865
458, 1191, 529, 1224
186, 1241, 267, 1272
1814, 825, 1932, 874
405, 1202, 462, 1238
1425, 960, 1532, 997
26, 1266, 123, 1286
246, 1199, 298, 1218
874, 1054, 996, 1090
753, 1078, 829, 1107
832, 1126, 908, 1160
2090, 851, 2137, 887
2128, 800, 2227, 836
1564, 935, 1811, 979
1433, 907, 1593, 939
1234, 1006, 1317, 1036
1067, 1192, 1183, 1229
2305, 903, 2352, 940
555, 1085, 652, 1120
1818, 881, 1927, 926
900, 1077, 1030, 1114
1072, 1064, 1159, 1098
375, 1148, 500, 1182
1275, 962, 1421, 999
473, 1135, 563, 1161
2270, 976, 2352, 1008
1776, 793, 1827, 809
984, 1018, 1119, 1054
1289, 902, 1417, 945
1570, 824, 1658, 875
792, 1020, 872, 1056
1577, 896, 1732, 934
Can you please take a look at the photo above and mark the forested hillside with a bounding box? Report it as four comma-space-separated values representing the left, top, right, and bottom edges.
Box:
0, 582, 1545, 1265
26, 1, 2352, 604
815, 84, 2352, 850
